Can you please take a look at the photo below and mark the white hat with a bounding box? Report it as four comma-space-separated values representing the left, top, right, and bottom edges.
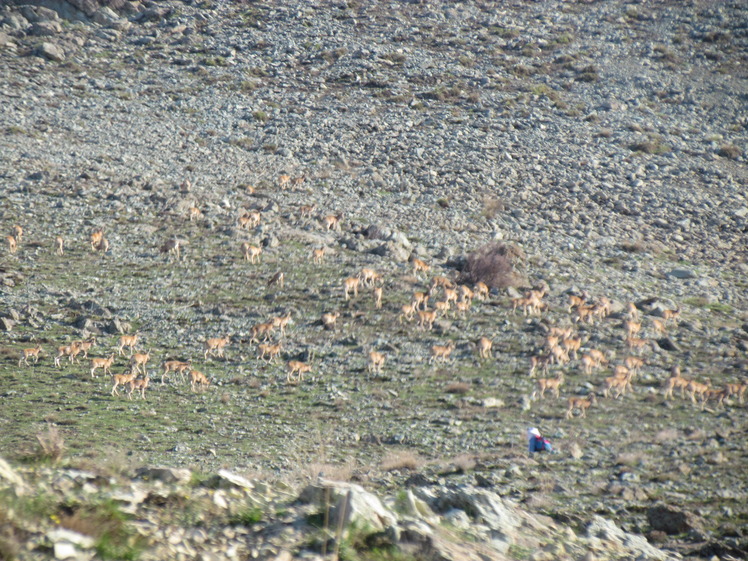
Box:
527, 427, 541, 439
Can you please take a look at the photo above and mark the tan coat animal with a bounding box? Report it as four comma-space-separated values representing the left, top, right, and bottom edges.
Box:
204, 336, 230, 360
430, 341, 455, 364
19, 345, 43, 367
90, 229, 104, 251
91, 354, 116, 378
566, 394, 596, 419
128, 375, 150, 400
190, 370, 210, 392
162, 360, 191, 384
118, 334, 139, 356
477, 337, 493, 360
241, 243, 262, 263
55, 235, 64, 256
321, 312, 340, 331
287, 361, 311, 383
111, 370, 137, 396
130, 352, 151, 376
367, 351, 386, 374
6, 235, 17, 254
343, 277, 360, 300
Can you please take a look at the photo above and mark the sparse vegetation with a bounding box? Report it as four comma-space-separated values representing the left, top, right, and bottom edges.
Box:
461, 243, 527, 288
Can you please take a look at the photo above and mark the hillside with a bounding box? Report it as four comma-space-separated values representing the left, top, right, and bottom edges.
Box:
0, 0, 747, 559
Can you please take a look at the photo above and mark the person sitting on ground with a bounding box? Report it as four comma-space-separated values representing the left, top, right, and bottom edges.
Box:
527, 427, 553, 453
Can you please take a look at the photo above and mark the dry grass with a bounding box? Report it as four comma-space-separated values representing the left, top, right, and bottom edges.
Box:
304, 460, 357, 483
461, 243, 527, 289
654, 428, 679, 443
615, 451, 647, 467
481, 197, 505, 219
380, 450, 422, 472
35, 425, 65, 463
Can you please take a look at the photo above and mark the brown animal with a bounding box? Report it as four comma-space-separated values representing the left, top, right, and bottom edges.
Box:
454, 300, 471, 317
661, 307, 681, 324
372, 286, 383, 310
459, 285, 475, 303
75, 338, 96, 359
477, 337, 493, 360
90, 229, 104, 251
187, 206, 202, 221
267, 271, 285, 289
11, 225, 22, 243
566, 394, 596, 419
291, 175, 305, 190
162, 360, 191, 384
130, 352, 151, 376
686, 379, 711, 405
411, 257, 430, 276
475, 282, 490, 301
272, 312, 293, 336
323, 214, 342, 231
623, 320, 642, 338
430, 341, 455, 364
287, 360, 311, 383
533, 373, 564, 400
529, 354, 552, 377
55, 236, 64, 256
204, 336, 230, 360
18, 345, 43, 367
624, 356, 645, 377
160, 238, 182, 260
54, 342, 81, 368
434, 300, 450, 317
399, 302, 417, 324
90, 354, 116, 378
6, 235, 17, 254
725, 381, 748, 404
568, 293, 587, 313
312, 247, 326, 264
367, 351, 386, 374
625, 336, 650, 354
96, 237, 110, 253
431, 276, 454, 291
190, 370, 210, 392
359, 268, 382, 287
241, 243, 262, 263
238, 210, 261, 229
343, 277, 360, 300
249, 321, 275, 343
418, 310, 437, 331
662, 367, 690, 400
258, 343, 282, 362
704, 387, 729, 409
561, 337, 582, 361
651, 318, 666, 336
626, 302, 639, 322
118, 334, 139, 356
413, 291, 430, 311
111, 370, 137, 396
128, 375, 150, 400
321, 312, 339, 331
300, 204, 317, 218
278, 174, 291, 190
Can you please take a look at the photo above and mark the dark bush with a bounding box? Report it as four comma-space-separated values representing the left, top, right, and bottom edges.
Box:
460, 243, 527, 289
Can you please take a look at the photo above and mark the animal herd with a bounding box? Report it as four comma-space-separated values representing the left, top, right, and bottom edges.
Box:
4, 175, 746, 424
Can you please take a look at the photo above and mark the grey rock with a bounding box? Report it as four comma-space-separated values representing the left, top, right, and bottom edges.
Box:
135, 467, 192, 484
647, 504, 703, 535
667, 268, 697, 279
34, 42, 65, 61
0, 317, 16, 331
30, 21, 63, 36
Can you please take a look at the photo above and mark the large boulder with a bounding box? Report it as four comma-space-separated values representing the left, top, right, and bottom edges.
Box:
647, 504, 704, 535
298, 480, 398, 535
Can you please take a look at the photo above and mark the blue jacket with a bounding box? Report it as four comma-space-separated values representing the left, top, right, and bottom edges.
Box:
529, 435, 553, 453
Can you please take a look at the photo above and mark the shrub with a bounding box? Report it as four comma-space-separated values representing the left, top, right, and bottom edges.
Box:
380, 451, 421, 472
460, 243, 527, 289
35, 425, 65, 464
717, 144, 741, 159
445, 382, 470, 394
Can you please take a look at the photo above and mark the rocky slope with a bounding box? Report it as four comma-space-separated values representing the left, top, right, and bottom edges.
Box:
1, 0, 747, 559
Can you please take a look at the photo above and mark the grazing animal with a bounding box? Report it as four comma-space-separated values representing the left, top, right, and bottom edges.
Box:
430, 341, 455, 364
6, 235, 17, 254
76, 337, 97, 359
529, 354, 552, 377
475, 282, 490, 301
272, 312, 293, 337
434, 300, 450, 317
725, 381, 748, 404
287, 360, 311, 383
118, 334, 139, 356
55, 342, 81, 368
241, 243, 262, 263
291, 175, 305, 190
399, 302, 417, 324
661, 307, 681, 324
111, 370, 137, 396
258, 343, 282, 362
568, 293, 587, 313
533, 373, 564, 400
55, 236, 64, 256
625, 336, 650, 354
11, 225, 22, 243
662, 367, 690, 400
566, 394, 596, 419
626, 302, 639, 321
477, 337, 493, 360
411, 257, 430, 276
413, 291, 430, 311
204, 337, 230, 360
343, 277, 360, 300
267, 271, 285, 289
367, 351, 386, 374
312, 247, 326, 264
624, 356, 644, 377
160, 238, 182, 260
418, 310, 437, 331
90, 354, 116, 378
623, 320, 642, 338
130, 352, 151, 376
373, 286, 383, 310
90, 229, 104, 251
189, 370, 210, 392
321, 312, 340, 331
128, 375, 150, 400
300, 204, 317, 219
249, 322, 275, 343
187, 206, 202, 221
323, 214, 342, 231
651, 318, 666, 336
162, 360, 191, 384
278, 174, 291, 190
18, 345, 43, 367
359, 268, 382, 287
561, 337, 582, 361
